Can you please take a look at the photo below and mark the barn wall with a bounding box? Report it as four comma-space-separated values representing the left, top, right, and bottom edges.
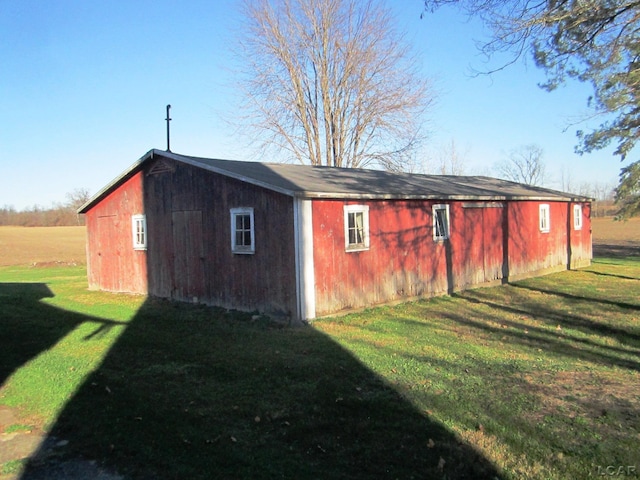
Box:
84, 172, 148, 294
506, 201, 564, 277
456, 202, 505, 286
506, 201, 592, 278
312, 199, 510, 316
569, 202, 593, 269
312, 198, 591, 316
142, 158, 297, 317
83, 154, 592, 320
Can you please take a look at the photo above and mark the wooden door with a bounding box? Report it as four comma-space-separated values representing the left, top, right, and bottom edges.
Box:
461, 203, 504, 285
172, 210, 205, 302
481, 205, 504, 282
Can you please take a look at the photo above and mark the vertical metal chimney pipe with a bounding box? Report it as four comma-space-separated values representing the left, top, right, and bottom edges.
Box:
165, 104, 172, 152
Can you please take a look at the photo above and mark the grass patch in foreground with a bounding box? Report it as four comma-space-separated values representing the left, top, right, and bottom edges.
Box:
314, 257, 640, 479
1, 266, 494, 479
1, 259, 639, 479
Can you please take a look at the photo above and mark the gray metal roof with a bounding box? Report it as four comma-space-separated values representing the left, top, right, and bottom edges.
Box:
79, 148, 591, 213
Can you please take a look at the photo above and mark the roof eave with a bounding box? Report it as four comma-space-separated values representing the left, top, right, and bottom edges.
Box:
78, 149, 593, 213
162, 151, 297, 198
294, 192, 592, 202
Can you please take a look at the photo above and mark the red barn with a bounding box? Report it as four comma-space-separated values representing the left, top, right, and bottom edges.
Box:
79, 149, 592, 323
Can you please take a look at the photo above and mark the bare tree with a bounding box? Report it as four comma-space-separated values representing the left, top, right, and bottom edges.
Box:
65, 188, 92, 211
66, 188, 91, 225
559, 165, 573, 194
423, 0, 640, 217
435, 138, 467, 175
576, 180, 616, 217
495, 144, 546, 186
236, 0, 434, 170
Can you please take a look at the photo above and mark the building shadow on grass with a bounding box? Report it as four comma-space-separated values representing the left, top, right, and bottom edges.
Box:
18, 297, 501, 480
0, 283, 124, 388
1, 283, 57, 387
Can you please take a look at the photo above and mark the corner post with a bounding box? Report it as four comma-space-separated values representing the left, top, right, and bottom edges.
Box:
293, 198, 315, 323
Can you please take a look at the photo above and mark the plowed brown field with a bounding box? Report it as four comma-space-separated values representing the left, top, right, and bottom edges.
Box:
0, 226, 86, 266
0, 217, 638, 267
591, 216, 640, 257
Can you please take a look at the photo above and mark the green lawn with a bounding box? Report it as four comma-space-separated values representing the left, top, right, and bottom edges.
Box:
1, 259, 639, 479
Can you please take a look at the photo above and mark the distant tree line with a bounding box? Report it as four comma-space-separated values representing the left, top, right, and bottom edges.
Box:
0, 188, 90, 227
0, 174, 618, 228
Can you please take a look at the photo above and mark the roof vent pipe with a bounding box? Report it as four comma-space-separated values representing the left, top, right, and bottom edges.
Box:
165, 104, 172, 152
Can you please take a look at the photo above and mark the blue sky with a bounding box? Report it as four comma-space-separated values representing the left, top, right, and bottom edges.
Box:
0, 0, 627, 210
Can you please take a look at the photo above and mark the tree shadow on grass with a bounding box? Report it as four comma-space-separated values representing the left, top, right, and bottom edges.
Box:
452, 287, 640, 366
592, 243, 640, 258
18, 298, 501, 480
512, 283, 640, 312
584, 269, 640, 281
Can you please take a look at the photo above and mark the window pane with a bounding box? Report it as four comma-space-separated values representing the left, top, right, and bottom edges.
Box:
539, 205, 550, 232
347, 212, 364, 245
354, 212, 363, 243
435, 210, 445, 237
234, 214, 252, 247
432, 206, 450, 240
344, 206, 369, 251
574, 205, 582, 229
138, 221, 145, 244
230, 208, 255, 253
132, 215, 147, 249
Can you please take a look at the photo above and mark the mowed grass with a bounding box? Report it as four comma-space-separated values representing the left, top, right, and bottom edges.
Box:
0, 226, 86, 266
315, 260, 640, 479
1, 223, 639, 479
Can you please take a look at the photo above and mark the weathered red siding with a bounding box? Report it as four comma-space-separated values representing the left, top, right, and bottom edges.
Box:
313, 199, 465, 315
83, 157, 298, 318
312, 198, 592, 316
142, 158, 297, 316
84, 172, 148, 294
506, 201, 592, 277
456, 202, 505, 286
569, 202, 592, 269
83, 151, 591, 320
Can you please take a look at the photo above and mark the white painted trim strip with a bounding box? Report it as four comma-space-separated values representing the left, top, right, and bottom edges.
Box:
294, 198, 315, 322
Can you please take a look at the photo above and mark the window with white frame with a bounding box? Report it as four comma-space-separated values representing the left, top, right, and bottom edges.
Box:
433, 204, 450, 241
573, 204, 582, 230
539, 204, 550, 233
230, 207, 255, 254
344, 205, 370, 251
132, 214, 147, 250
